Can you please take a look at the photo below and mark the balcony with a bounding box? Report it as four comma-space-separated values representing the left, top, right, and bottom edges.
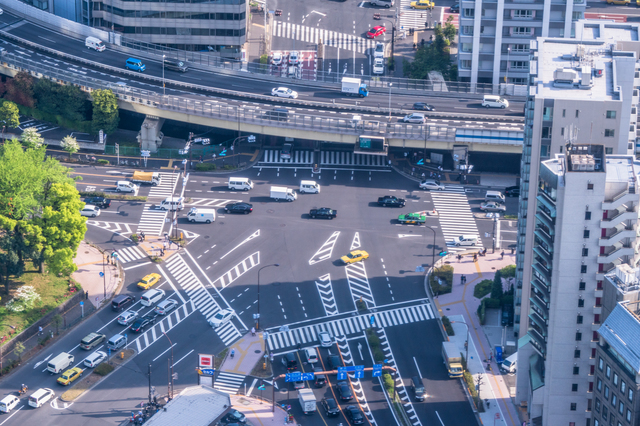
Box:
597, 245, 635, 264
533, 245, 552, 264
532, 262, 551, 283
602, 191, 638, 212
529, 310, 548, 331
531, 277, 550, 298
534, 226, 553, 247
530, 294, 549, 317
528, 328, 547, 355
601, 208, 639, 229
535, 209, 555, 230
599, 223, 637, 246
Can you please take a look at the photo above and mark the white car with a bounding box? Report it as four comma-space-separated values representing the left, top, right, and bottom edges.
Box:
374, 42, 385, 59
272, 51, 283, 66
318, 331, 333, 348
289, 51, 300, 65
117, 310, 138, 326
84, 351, 107, 368
271, 87, 298, 99
80, 204, 100, 217
208, 309, 235, 328
402, 113, 426, 124
419, 180, 445, 191
0, 395, 19, 413
304, 348, 318, 364
373, 58, 384, 75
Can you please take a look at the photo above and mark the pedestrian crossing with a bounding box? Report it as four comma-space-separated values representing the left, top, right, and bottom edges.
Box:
186, 198, 243, 207
165, 254, 242, 346
272, 22, 379, 54
266, 303, 434, 351
114, 245, 147, 263
345, 261, 375, 308
136, 204, 168, 236
431, 192, 483, 252
214, 371, 246, 395
259, 150, 389, 167
147, 172, 179, 199
398, 0, 434, 30
86, 220, 135, 236
134, 300, 197, 354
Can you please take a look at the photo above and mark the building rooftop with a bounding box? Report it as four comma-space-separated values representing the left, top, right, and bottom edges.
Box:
144, 385, 231, 426
605, 264, 640, 294
599, 302, 640, 374
565, 144, 604, 173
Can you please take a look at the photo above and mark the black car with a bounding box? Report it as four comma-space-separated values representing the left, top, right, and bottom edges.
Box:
221, 409, 246, 424
327, 354, 343, 370
335, 381, 353, 401
321, 398, 340, 417
314, 367, 326, 387
345, 405, 364, 424
112, 294, 134, 311
501, 308, 514, 326
413, 102, 435, 111
85, 197, 111, 209
225, 202, 253, 214
309, 208, 337, 219
130, 314, 156, 333
505, 186, 520, 197
450, 3, 459, 12
164, 58, 189, 72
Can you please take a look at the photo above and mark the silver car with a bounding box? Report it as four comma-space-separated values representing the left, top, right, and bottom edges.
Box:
402, 113, 426, 124
117, 310, 138, 326
480, 202, 506, 212
419, 180, 445, 191
271, 87, 298, 99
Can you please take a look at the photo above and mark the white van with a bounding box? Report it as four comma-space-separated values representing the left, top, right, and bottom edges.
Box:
85, 36, 106, 52
141, 289, 165, 307
482, 95, 509, 109
187, 207, 215, 223
484, 191, 506, 203
228, 177, 253, 191
370, 0, 394, 6
116, 181, 138, 193
107, 333, 127, 351
28, 388, 55, 408
300, 180, 320, 194
501, 352, 517, 374
0, 395, 19, 413
451, 235, 479, 247
160, 197, 184, 211
47, 352, 74, 374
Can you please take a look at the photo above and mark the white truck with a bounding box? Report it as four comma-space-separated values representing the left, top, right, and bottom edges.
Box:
131, 171, 161, 186
187, 208, 215, 223
270, 186, 297, 202
442, 341, 463, 378
341, 77, 369, 97
298, 388, 317, 415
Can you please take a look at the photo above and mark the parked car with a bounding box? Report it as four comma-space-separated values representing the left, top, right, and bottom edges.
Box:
272, 51, 283, 65
225, 202, 253, 214
221, 409, 247, 424
288, 51, 300, 65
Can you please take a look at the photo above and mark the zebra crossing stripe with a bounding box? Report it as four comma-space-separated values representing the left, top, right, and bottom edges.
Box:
214, 371, 246, 394
135, 300, 196, 354
431, 192, 482, 252
309, 231, 340, 265
186, 198, 242, 207
148, 172, 179, 198
115, 246, 146, 263
213, 252, 260, 289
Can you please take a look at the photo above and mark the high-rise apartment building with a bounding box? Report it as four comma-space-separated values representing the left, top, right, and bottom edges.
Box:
457, 0, 585, 87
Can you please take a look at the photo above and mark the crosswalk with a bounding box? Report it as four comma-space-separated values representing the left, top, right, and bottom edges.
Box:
186, 198, 242, 207
86, 220, 135, 236
114, 245, 147, 263
164, 254, 242, 346
398, 0, 433, 30
148, 172, 179, 199
345, 261, 375, 308
136, 204, 168, 236
259, 150, 389, 167
431, 190, 483, 252
214, 371, 246, 395
134, 300, 197, 353
266, 303, 434, 351
272, 22, 379, 54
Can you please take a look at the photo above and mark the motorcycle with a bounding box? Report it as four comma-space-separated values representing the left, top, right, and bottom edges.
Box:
18, 385, 28, 395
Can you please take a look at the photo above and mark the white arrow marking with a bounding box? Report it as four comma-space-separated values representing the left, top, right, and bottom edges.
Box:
34, 353, 53, 369
398, 234, 422, 238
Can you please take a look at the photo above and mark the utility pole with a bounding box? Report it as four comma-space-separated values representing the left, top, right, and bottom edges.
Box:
148, 363, 152, 406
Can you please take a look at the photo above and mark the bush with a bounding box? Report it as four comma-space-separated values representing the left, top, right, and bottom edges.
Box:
464, 371, 476, 397
500, 264, 516, 279
382, 373, 394, 397
477, 301, 486, 325
151, 256, 163, 263
195, 163, 216, 171
372, 347, 385, 363
484, 298, 501, 309
366, 328, 380, 349
97, 159, 109, 165
442, 316, 454, 336
94, 363, 114, 376
130, 234, 138, 243
356, 300, 367, 311
501, 294, 514, 308
430, 265, 454, 295
473, 279, 492, 299
260, 54, 268, 64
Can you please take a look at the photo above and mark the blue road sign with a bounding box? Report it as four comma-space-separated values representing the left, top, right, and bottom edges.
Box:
337, 372, 347, 380
220, 149, 227, 156
285, 372, 301, 382
99, 272, 104, 277
79, 301, 84, 306
439, 251, 448, 256
258, 384, 266, 390
201, 368, 215, 376
417, 159, 424, 165
355, 370, 364, 379
372, 364, 382, 377
338, 367, 348, 373
301, 372, 314, 381
370, 315, 375, 327
355, 365, 365, 371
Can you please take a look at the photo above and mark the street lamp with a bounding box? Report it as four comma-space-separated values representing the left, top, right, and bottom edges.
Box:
450, 320, 470, 365
425, 225, 438, 268
162, 332, 174, 400
256, 264, 279, 330
102, 253, 107, 299
162, 55, 166, 96
388, 82, 393, 121
231, 134, 255, 167
505, 46, 511, 87
172, 165, 178, 239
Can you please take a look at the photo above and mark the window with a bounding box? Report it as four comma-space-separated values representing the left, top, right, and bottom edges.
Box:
578, 298, 585, 307
606, 111, 617, 119
585, 211, 592, 220
570, 402, 577, 411
464, 8, 474, 18
595, 420, 599, 426
513, 27, 532, 35
603, 405, 608, 420
512, 44, 529, 53
582, 248, 589, 257
511, 61, 528, 70
576, 110, 580, 118
577, 316, 583, 325
606, 365, 611, 378
514, 10, 533, 18
628, 389, 633, 402
595, 398, 601, 413
461, 43, 473, 52
619, 401, 624, 415
581, 265, 587, 274
613, 373, 618, 386
620, 381, 626, 394
606, 147, 613, 154
605, 386, 610, 399
579, 281, 586, 290
572, 11, 582, 20
605, 129, 615, 137
597, 378, 602, 392
627, 409, 632, 422
599, 358, 604, 371
584, 230, 590, 238
563, 109, 566, 118
588, 183, 594, 190
461, 60, 472, 69
462, 26, 473, 35
572, 383, 578, 392
576, 331, 582, 341
612, 394, 617, 407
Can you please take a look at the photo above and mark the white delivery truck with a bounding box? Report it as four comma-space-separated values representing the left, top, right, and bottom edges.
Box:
341, 77, 369, 97
298, 388, 317, 415
187, 208, 216, 223
270, 186, 297, 202
85, 36, 106, 52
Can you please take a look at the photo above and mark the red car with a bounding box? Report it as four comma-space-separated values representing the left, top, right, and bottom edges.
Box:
367, 26, 386, 39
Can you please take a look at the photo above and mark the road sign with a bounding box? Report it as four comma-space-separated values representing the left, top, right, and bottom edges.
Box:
220, 149, 227, 156
337, 372, 347, 380
285, 372, 301, 382
415, 266, 425, 272
355, 370, 364, 379
258, 383, 266, 390
301, 372, 314, 381
372, 364, 383, 377
248, 135, 256, 143
417, 159, 424, 165
262, 331, 269, 340
99, 272, 104, 277
141, 150, 151, 157
439, 251, 448, 256
79, 301, 84, 306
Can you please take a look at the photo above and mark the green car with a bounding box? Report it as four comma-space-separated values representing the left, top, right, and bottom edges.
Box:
398, 213, 427, 224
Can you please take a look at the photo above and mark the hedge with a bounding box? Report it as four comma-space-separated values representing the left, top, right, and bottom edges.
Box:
442, 316, 454, 336
382, 373, 394, 397
195, 163, 216, 171
473, 279, 492, 299
430, 265, 454, 295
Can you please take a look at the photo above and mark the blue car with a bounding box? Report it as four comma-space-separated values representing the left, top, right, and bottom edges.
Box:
125, 57, 146, 72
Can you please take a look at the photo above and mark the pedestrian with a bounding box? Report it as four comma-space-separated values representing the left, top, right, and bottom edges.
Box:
160, 248, 165, 256
501, 250, 505, 260
511, 247, 515, 255
457, 254, 462, 263
413, 42, 417, 50
38, 326, 43, 336
199, 155, 203, 163
140, 231, 145, 242
251, 327, 256, 336
269, 352, 274, 363
473, 253, 478, 262
230, 349, 235, 358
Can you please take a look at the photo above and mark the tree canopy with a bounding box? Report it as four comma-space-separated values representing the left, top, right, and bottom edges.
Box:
92, 89, 119, 134
403, 17, 458, 81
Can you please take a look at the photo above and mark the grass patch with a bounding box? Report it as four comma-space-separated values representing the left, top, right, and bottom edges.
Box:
151, 256, 163, 263
0, 264, 80, 342
473, 279, 493, 299
382, 373, 394, 397
504, 214, 517, 220
195, 163, 216, 171
94, 362, 114, 376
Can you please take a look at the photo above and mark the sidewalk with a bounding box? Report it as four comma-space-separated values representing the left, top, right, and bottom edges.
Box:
433, 251, 520, 426
220, 331, 265, 375
72, 241, 121, 309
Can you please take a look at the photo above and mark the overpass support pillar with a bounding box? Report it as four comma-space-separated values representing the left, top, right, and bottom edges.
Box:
136, 116, 165, 153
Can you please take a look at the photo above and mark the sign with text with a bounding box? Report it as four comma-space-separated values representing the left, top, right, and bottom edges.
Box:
199, 354, 213, 368
301, 372, 314, 381
372, 364, 383, 377
285, 372, 301, 382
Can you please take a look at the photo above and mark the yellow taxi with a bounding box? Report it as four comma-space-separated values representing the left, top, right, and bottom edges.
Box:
606, 0, 629, 4
410, 0, 434, 9
137, 273, 161, 290
341, 250, 370, 264
57, 367, 84, 386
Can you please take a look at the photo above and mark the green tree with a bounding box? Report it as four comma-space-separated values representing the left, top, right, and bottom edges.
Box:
491, 270, 504, 300
442, 15, 456, 43
20, 127, 44, 149
92, 89, 119, 134
4, 72, 35, 108
60, 135, 79, 159
0, 101, 20, 140
13, 341, 25, 362
403, 24, 455, 81
59, 85, 89, 122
